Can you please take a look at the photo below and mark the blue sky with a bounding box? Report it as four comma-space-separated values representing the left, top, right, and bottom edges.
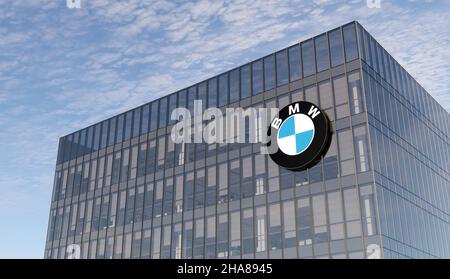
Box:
0, 0, 448, 258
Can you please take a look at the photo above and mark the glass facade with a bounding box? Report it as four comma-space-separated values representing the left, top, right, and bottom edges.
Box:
45, 22, 449, 259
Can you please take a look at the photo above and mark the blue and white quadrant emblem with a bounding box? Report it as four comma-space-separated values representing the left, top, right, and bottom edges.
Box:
277, 114, 315, 156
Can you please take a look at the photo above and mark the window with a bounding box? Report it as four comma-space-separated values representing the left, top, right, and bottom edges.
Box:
230, 211, 241, 256
100, 120, 108, 148
206, 166, 216, 206
168, 93, 177, 125
254, 154, 266, 196
219, 73, 228, 106
93, 123, 101, 150
187, 86, 196, 116
301, 40, 315, 77
205, 216, 216, 258
282, 201, 296, 248
338, 129, 355, 176
124, 111, 132, 140
268, 158, 279, 192
305, 85, 318, 106
157, 137, 165, 171
269, 203, 282, 250
288, 45, 302, 81
217, 214, 228, 258
242, 209, 254, 254
174, 175, 183, 213
161, 225, 171, 258
312, 195, 328, 243
152, 227, 161, 259
218, 163, 228, 203
343, 23, 359, 62
163, 178, 173, 216
240, 65, 251, 99
333, 75, 350, 119
158, 97, 167, 128
197, 83, 205, 112
252, 60, 263, 95
353, 125, 370, 173
242, 156, 253, 198
329, 28, 344, 67
230, 69, 239, 103
276, 50, 288, 86
154, 181, 163, 218
327, 191, 344, 240
194, 219, 204, 258
264, 55, 275, 90
348, 71, 363, 114
208, 78, 217, 108
134, 186, 144, 224
172, 223, 182, 259
141, 104, 149, 134
132, 107, 141, 137
360, 184, 377, 236
229, 160, 240, 201
150, 101, 158, 131
343, 187, 362, 238
319, 80, 333, 116
194, 169, 205, 209
256, 206, 267, 252
184, 172, 194, 211
120, 148, 129, 183
182, 221, 193, 259
315, 34, 330, 72
108, 117, 116, 146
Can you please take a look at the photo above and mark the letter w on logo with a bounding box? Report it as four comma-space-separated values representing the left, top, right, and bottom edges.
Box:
308, 106, 321, 119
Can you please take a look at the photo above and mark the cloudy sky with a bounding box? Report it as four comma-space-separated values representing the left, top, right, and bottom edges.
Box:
0, 0, 449, 258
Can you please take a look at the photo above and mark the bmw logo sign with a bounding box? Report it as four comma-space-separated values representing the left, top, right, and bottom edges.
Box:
267, 101, 332, 171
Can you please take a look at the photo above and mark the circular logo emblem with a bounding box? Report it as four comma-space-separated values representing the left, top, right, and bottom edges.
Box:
267, 101, 331, 171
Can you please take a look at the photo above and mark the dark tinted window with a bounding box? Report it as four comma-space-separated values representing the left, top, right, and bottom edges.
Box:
288, 45, 301, 81
343, 23, 358, 62
240, 64, 251, 99
329, 29, 344, 67
264, 55, 275, 90
252, 60, 263, 95
276, 50, 288, 86
315, 34, 330, 72
301, 40, 315, 77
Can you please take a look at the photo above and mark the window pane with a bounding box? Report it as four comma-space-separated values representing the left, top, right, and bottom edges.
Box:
219, 73, 228, 106
343, 23, 359, 62
252, 60, 263, 95
288, 45, 302, 81
158, 97, 167, 128
150, 101, 158, 131
315, 34, 330, 72
301, 40, 315, 77
132, 107, 141, 137
124, 111, 132, 140
353, 125, 370, 173
333, 75, 350, 119
230, 69, 239, 103
329, 28, 344, 67
264, 55, 275, 90
348, 71, 363, 114
208, 78, 217, 108
168, 93, 177, 125
240, 65, 251, 99
141, 104, 149, 134
276, 50, 288, 86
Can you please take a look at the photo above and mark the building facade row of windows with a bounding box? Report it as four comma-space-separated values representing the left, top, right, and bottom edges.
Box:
46, 183, 380, 259
51, 70, 367, 202
57, 22, 362, 165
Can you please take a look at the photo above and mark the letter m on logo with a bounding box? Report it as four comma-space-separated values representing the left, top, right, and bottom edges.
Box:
308, 105, 321, 119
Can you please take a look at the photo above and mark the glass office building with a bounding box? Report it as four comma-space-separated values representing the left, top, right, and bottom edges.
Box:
45, 21, 449, 259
